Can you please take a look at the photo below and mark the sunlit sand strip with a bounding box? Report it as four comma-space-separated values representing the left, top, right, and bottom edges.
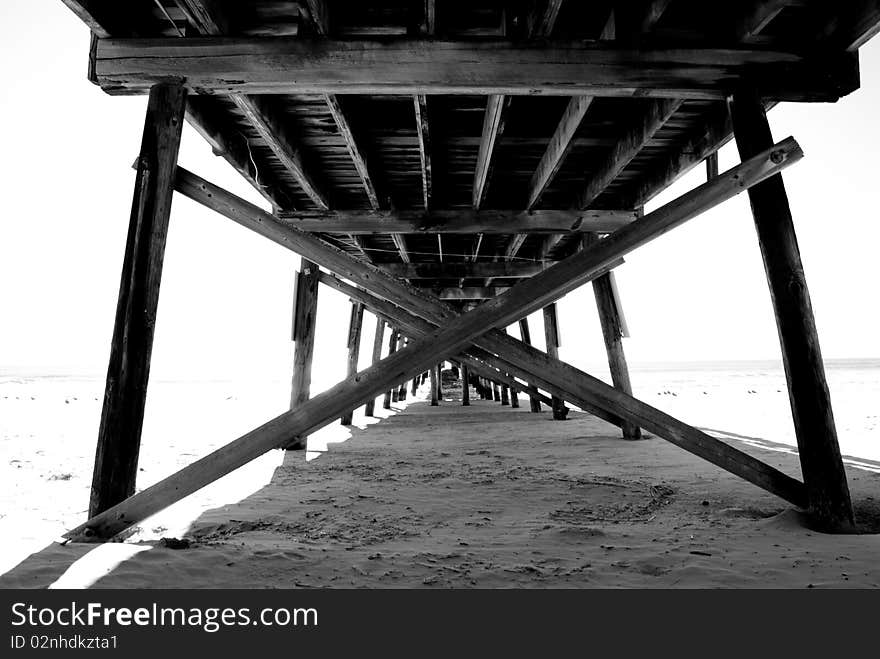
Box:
48, 544, 152, 589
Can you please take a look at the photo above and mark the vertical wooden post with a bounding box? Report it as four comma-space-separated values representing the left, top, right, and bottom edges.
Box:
586, 236, 641, 439
510, 385, 519, 408
286, 257, 321, 450
730, 89, 853, 530
89, 83, 187, 518
364, 316, 385, 417
500, 383, 510, 405
410, 374, 418, 396
435, 364, 443, 400
340, 301, 365, 426
397, 337, 409, 401
518, 318, 543, 413
542, 304, 570, 420
461, 363, 470, 406
384, 328, 400, 408
492, 382, 501, 402
430, 364, 439, 406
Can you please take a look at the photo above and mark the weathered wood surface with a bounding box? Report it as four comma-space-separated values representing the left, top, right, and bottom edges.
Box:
324, 94, 382, 210
277, 209, 637, 234
587, 236, 641, 440
730, 90, 854, 530
461, 364, 470, 406
89, 82, 187, 518
340, 302, 365, 425
414, 94, 432, 209
383, 328, 400, 409
429, 364, 439, 406
65, 140, 807, 541
473, 94, 507, 210
381, 262, 546, 280
519, 318, 543, 413
287, 258, 320, 450
542, 304, 569, 420
92, 38, 859, 102
364, 315, 385, 417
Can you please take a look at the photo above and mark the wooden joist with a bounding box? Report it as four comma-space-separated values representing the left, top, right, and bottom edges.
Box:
324, 94, 381, 210
90, 82, 187, 518
527, 96, 594, 210
577, 99, 683, 209
277, 209, 636, 235
734, 1, 790, 42
91, 38, 860, 102
434, 287, 509, 300
473, 95, 508, 210
379, 262, 547, 280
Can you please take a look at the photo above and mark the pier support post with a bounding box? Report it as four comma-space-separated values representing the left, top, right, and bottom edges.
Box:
364, 316, 385, 416
500, 383, 510, 405
518, 319, 543, 413
384, 328, 400, 408
340, 301, 365, 426
461, 364, 470, 406
587, 235, 641, 439
89, 82, 187, 518
730, 89, 853, 530
543, 304, 569, 420
492, 382, 501, 402
286, 257, 321, 450
430, 364, 439, 406
397, 337, 409, 401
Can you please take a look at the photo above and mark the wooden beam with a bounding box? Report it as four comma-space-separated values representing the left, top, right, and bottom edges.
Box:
174, 0, 229, 34
586, 236, 640, 440
304, 0, 330, 35
78, 141, 807, 541
230, 95, 329, 210
624, 102, 733, 209
542, 304, 569, 420
185, 97, 289, 211
89, 82, 187, 518
527, 96, 593, 210
278, 208, 636, 234
730, 90, 854, 531
614, 0, 673, 44
414, 95, 432, 210
380, 262, 546, 279
422, 0, 436, 35
705, 152, 720, 180
473, 95, 508, 210
519, 318, 542, 413
324, 94, 381, 210
92, 39, 861, 102
735, 1, 789, 42
364, 315, 385, 417
391, 234, 411, 263
528, 0, 565, 37
340, 302, 365, 425
435, 287, 510, 300
577, 99, 683, 209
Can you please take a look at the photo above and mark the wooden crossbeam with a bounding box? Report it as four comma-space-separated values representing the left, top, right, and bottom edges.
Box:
379, 262, 547, 279
66, 140, 807, 541
434, 287, 509, 300
528, 0, 565, 37
276, 209, 636, 234
91, 38, 860, 102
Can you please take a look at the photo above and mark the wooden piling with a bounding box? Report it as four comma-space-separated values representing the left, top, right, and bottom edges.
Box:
587, 235, 641, 440
430, 364, 439, 406
542, 304, 569, 420
340, 301, 365, 426
518, 319, 543, 413
461, 364, 470, 406
286, 257, 321, 450
383, 328, 400, 409
730, 89, 854, 530
397, 338, 409, 401
500, 383, 510, 405
89, 82, 187, 518
364, 316, 385, 417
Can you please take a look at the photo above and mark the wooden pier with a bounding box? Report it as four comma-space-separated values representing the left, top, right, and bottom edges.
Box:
57, 0, 880, 539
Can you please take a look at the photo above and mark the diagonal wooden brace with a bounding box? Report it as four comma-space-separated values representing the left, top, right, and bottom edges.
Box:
65, 137, 805, 541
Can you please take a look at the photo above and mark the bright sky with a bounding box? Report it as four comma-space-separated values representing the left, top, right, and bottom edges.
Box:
1, 1, 878, 387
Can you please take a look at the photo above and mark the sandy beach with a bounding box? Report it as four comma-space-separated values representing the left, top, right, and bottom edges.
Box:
2, 367, 879, 589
